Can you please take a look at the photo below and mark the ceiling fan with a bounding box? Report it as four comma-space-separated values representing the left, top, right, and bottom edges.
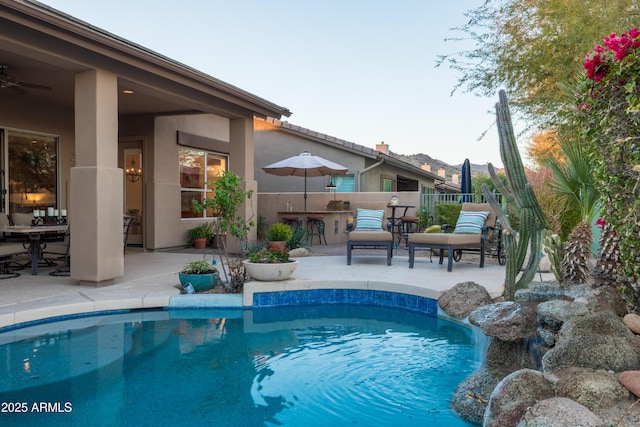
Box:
0, 65, 52, 92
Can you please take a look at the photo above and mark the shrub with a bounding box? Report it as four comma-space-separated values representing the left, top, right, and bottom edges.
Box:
267, 222, 293, 242
435, 203, 462, 226
187, 223, 213, 243
576, 27, 640, 281
181, 259, 216, 274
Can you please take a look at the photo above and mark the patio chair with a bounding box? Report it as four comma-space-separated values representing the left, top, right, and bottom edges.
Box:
408, 203, 497, 272
347, 208, 393, 266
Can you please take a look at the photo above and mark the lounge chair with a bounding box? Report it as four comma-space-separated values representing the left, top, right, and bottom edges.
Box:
408, 203, 497, 272
347, 208, 393, 265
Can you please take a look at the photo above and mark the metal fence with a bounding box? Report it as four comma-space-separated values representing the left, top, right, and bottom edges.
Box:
421, 192, 505, 223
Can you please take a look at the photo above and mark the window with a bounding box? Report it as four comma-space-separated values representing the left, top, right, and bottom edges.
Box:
333, 175, 355, 192
382, 177, 394, 192
7, 131, 59, 214
179, 148, 227, 219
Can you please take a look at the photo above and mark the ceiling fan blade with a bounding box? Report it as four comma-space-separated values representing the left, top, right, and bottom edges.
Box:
7, 85, 28, 96
18, 81, 52, 91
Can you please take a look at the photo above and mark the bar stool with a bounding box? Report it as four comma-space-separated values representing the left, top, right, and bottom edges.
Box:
281, 215, 302, 232
399, 215, 419, 248
306, 215, 327, 245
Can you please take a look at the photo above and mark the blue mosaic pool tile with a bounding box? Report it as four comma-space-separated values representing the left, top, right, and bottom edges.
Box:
252, 289, 437, 316
374, 291, 398, 307
418, 296, 438, 316
334, 289, 348, 303
320, 288, 336, 303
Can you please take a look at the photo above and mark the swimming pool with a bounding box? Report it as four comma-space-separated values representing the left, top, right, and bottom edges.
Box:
0, 305, 479, 426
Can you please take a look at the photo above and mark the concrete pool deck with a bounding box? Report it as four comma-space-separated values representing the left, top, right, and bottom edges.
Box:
0, 245, 554, 329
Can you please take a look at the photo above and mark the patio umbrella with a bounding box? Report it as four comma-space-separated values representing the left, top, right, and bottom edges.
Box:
262, 151, 348, 210
460, 158, 472, 203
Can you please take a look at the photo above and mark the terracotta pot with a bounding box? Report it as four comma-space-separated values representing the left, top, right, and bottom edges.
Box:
193, 237, 207, 250
243, 260, 298, 281
268, 241, 286, 251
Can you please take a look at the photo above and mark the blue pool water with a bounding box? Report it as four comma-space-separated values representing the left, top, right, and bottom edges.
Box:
0, 305, 480, 426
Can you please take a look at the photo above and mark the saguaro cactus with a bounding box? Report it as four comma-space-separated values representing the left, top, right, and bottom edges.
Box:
482, 90, 546, 300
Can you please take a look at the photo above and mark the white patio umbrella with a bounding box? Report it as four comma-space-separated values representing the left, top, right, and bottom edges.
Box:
262, 151, 348, 210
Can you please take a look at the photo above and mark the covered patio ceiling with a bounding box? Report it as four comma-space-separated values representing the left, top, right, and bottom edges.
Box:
0, 1, 291, 119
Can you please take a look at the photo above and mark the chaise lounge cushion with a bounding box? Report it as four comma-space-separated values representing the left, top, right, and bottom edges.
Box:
408, 203, 497, 271
348, 229, 393, 242
408, 232, 480, 246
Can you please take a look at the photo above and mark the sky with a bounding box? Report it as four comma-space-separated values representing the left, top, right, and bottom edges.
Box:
40, 0, 507, 167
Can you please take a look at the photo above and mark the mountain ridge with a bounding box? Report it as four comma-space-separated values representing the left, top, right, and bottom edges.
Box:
392, 152, 492, 176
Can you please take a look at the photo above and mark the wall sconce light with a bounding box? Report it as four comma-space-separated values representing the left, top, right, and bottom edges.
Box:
126, 160, 142, 183
326, 179, 337, 200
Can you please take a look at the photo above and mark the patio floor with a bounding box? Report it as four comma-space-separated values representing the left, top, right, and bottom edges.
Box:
0, 244, 553, 329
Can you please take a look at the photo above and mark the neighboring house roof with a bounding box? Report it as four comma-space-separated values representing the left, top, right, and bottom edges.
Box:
257, 117, 446, 183
1, 0, 291, 119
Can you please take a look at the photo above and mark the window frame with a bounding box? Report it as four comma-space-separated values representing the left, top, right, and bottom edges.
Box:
179, 147, 228, 220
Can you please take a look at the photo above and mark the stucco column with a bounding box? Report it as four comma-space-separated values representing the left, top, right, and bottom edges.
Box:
229, 117, 257, 250
70, 69, 124, 284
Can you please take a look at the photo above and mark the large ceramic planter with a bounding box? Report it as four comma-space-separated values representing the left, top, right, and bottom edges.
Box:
178, 272, 216, 292
243, 260, 299, 281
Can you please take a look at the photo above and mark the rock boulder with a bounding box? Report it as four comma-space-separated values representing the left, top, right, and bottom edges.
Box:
438, 281, 492, 318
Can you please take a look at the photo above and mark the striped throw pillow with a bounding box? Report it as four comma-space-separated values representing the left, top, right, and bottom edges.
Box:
355, 209, 385, 230
453, 211, 490, 234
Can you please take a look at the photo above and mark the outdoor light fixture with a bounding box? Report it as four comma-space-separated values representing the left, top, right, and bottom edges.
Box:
326, 178, 337, 200
126, 160, 142, 183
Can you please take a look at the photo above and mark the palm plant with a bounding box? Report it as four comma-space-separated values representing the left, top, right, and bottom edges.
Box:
545, 137, 599, 284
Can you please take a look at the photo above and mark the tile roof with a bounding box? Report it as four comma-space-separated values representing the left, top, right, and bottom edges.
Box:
258, 117, 446, 182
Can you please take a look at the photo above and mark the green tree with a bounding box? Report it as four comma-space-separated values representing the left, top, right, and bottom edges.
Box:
438, 0, 639, 127
545, 138, 600, 283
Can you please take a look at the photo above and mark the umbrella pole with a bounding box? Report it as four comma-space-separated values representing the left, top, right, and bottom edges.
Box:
304, 170, 307, 211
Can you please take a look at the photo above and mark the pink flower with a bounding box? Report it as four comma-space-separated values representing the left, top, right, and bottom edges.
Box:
583, 50, 608, 82
595, 218, 606, 227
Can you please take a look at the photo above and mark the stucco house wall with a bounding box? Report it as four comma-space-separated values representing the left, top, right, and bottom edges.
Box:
254, 119, 366, 194
1, 1, 288, 283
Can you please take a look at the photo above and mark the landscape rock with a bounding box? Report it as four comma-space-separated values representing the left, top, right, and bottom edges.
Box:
483, 369, 555, 427
589, 286, 628, 316
514, 282, 565, 302
450, 368, 506, 425
437, 281, 492, 318
516, 397, 604, 427
555, 368, 629, 413
542, 311, 640, 373
619, 370, 640, 397
623, 313, 640, 335
537, 300, 589, 329
485, 337, 544, 371
469, 301, 537, 341
288, 247, 311, 257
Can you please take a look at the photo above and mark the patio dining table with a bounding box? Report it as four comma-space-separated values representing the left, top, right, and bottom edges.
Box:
2, 225, 69, 275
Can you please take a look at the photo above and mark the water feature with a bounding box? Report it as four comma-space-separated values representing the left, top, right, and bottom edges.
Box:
0, 305, 480, 426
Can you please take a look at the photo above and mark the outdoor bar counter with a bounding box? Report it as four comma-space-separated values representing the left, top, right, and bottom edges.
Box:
277, 210, 354, 245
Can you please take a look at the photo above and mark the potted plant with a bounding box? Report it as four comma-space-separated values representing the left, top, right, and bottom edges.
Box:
243, 244, 298, 281
267, 222, 293, 251
178, 259, 218, 292
187, 223, 214, 249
